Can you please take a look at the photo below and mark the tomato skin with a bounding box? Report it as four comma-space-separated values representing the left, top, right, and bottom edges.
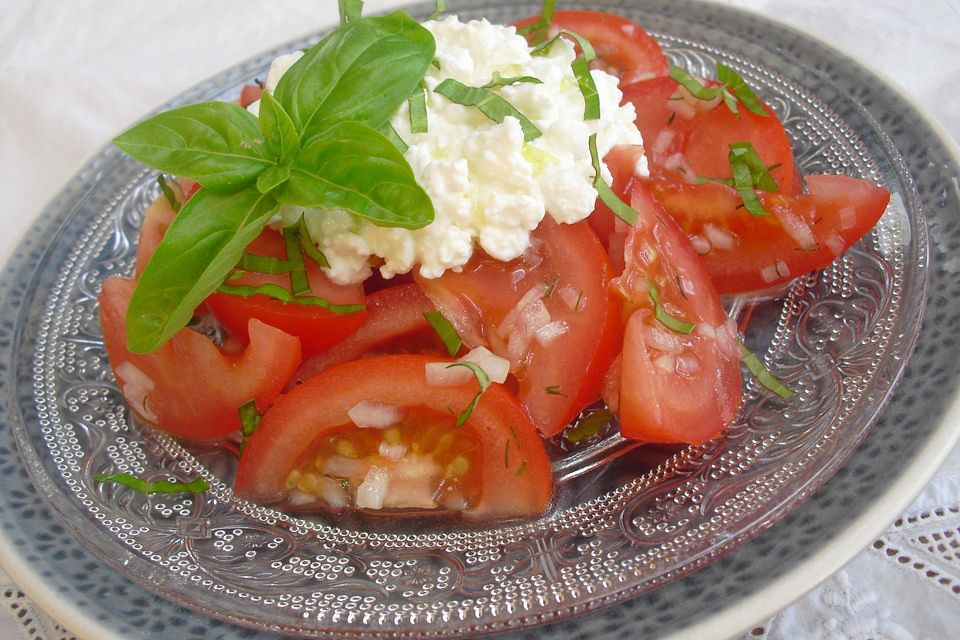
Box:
416, 218, 621, 437
643, 174, 891, 293
205, 228, 366, 358
291, 283, 449, 385
134, 194, 177, 277
234, 354, 552, 519
99, 276, 301, 441
513, 10, 669, 83
611, 182, 743, 444
622, 77, 802, 195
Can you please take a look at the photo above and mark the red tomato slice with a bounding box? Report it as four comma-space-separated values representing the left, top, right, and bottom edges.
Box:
99, 276, 301, 441
622, 77, 802, 195
291, 283, 450, 385
205, 228, 366, 358
134, 195, 177, 277
588, 144, 645, 275
609, 182, 743, 444
416, 218, 621, 437
643, 174, 891, 293
234, 354, 552, 519
514, 10, 669, 83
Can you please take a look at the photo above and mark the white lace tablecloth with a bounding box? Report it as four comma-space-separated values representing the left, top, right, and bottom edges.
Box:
1, 1, 957, 639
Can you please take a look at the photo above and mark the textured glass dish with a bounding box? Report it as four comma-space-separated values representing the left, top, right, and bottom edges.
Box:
2, 0, 945, 638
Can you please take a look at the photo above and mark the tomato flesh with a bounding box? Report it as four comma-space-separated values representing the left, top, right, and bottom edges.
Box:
515, 11, 669, 83
644, 174, 891, 293
416, 218, 621, 436
235, 354, 552, 519
205, 228, 366, 358
99, 276, 302, 441
610, 182, 743, 444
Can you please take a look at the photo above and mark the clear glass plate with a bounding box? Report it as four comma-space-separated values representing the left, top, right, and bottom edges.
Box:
4, 0, 951, 638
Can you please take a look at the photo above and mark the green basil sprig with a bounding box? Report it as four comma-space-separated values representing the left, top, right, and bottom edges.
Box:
114, 11, 437, 353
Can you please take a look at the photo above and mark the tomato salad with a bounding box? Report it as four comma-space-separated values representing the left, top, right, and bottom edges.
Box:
99, 3, 890, 520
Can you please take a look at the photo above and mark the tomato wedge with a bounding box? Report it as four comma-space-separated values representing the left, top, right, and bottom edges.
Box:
416, 218, 621, 437
622, 76, 802, 195
99, 276, 301, 441
515, 11, 668, 83
643, 174, 891, 293
609, 182, 743, 444
234, 354, 552, 519
205, 228, 366, 358
291, 283, 450, 385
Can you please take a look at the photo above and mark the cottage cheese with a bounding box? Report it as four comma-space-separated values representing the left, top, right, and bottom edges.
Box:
254, 16, 646, 284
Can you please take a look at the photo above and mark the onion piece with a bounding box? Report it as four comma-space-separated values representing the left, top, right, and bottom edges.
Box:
378, 442, 408, 461
322, 455, 371, 479
760, 264, 778, 284
347, 401, 402, 429
824, 230, 845, 256
645, 325, 688, 354
689, 234, 711, 255
703, 223, 737, 251
675, 354, 702, 377
839, 206, 857, 231
535, 319, 569, 345
498, 282, 549, 338
461, 346, 510, 383
115, 361, 157, 422
355, 466, 390, 510
654, 354, 676, 373
773, 204, 817, 251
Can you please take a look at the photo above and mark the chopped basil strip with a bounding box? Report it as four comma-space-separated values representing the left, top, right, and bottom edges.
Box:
446, 361, 491, 427
729, 142, 777, 216
157, 174, 183, 212
588, 133, 639, 225
427, 0, 444, 20
338, 0, 364, 24
423, 311, 462, 356
282, 226, 311, 295
94, 472, 209, 495
237, 252, 291, 274
669, 67, 723, 101
515, 460, 528, 476
407, 84, 429, 134
434, 78, 542, 142
218, 282, 364, 314
716, 64, 768, 117
503, 439, 510, 467
238, 399, 262, 454
297, 214, 330, 268
545, 385, 568, 397
481, 71, 543, 89
516, 0, 556, 40
646, 279, 695, 334
565, 408, 613, 443
378, 122, 408, 152
531, 30, 600, 120
739, 340, 795, 398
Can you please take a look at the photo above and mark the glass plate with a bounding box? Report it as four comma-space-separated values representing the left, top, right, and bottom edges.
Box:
3, 0, 958, 638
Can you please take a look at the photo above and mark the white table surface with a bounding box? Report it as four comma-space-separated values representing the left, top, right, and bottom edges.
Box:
1, 1, 958, 639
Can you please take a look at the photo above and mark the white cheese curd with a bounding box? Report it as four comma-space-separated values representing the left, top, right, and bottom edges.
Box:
261, 16, 645, 284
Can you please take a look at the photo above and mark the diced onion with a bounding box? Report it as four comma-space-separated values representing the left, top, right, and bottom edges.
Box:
773, 205, 817, 251
425, 361, 473, 386
535, 319, 569, 345
703, 223, 737, 251
654, 354, 676, 372
689, 234, 711, 255
115, 361, 157, 422
645, 325, 688, 354
697, 323, 717, 340
461, 346, 510, 383
675, 354, 702, 376
559, 285, 581, 310
498, 282, 549, 338
347, 401, 402, 429
378, 442, 408, 461
776, 259, 790, 277
824, 230, 845, 256
839, 206, 857, 231
651, 129, 675, 158
760, 264, 778, 284
318, 476, 349, 509
322, 455, 371, 479
355, 466, 390, 509
664, 152, 687, 172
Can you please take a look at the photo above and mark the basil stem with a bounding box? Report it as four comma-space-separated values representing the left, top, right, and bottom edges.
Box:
157, 174, 183, 212
427, 0, 444, 21
434, 78, 542, 142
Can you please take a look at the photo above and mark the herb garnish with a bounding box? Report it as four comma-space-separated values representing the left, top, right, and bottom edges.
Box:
238, 400, 262, 454
667, 64, 767, 117
115, 11, 436, 353
646, 279, 695, 334
481, 72, 544, 89
446, 361, 491, 426
94, 472, 209, 495
565, 409, 613, 443
738, 340, 795, 398
516, 0, 557, 42
435, 79, 542, 141
408, 83, 429, 133
157, 174, 183, 212
588, 133, 640, 225
424, 311, 463, 356
531, 30, 600, 120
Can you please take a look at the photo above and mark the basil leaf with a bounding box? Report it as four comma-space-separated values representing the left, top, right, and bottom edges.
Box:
258, 91, 300, 163
434, 78, 542, 142
739, 340, 795, 398
256, 165, 291, 194
565, 408, 613, 443
338, 0, 363, 24
217, 282, 364, 314
728, 142, 775, 215
481, 72, 543, 89
378, 122, 409, 152
730, 142, 778, 192
408, 84, 428, 134
114, 102, 271, 192
237, 252, 291, 274
281, 225, 310, 296
127, 187, 278, 353
297, 214, 330, 268
646, 279, 695, 334
274, 12, 435, 138
588, 132, 639, 225
446, 361, 491, 427
278, 121, 434, 229
94, 472, 209, 495
238, 400, 262, 455
423, 311, 462, 356
716, 64, 768, 117
668, 67, 724, 102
